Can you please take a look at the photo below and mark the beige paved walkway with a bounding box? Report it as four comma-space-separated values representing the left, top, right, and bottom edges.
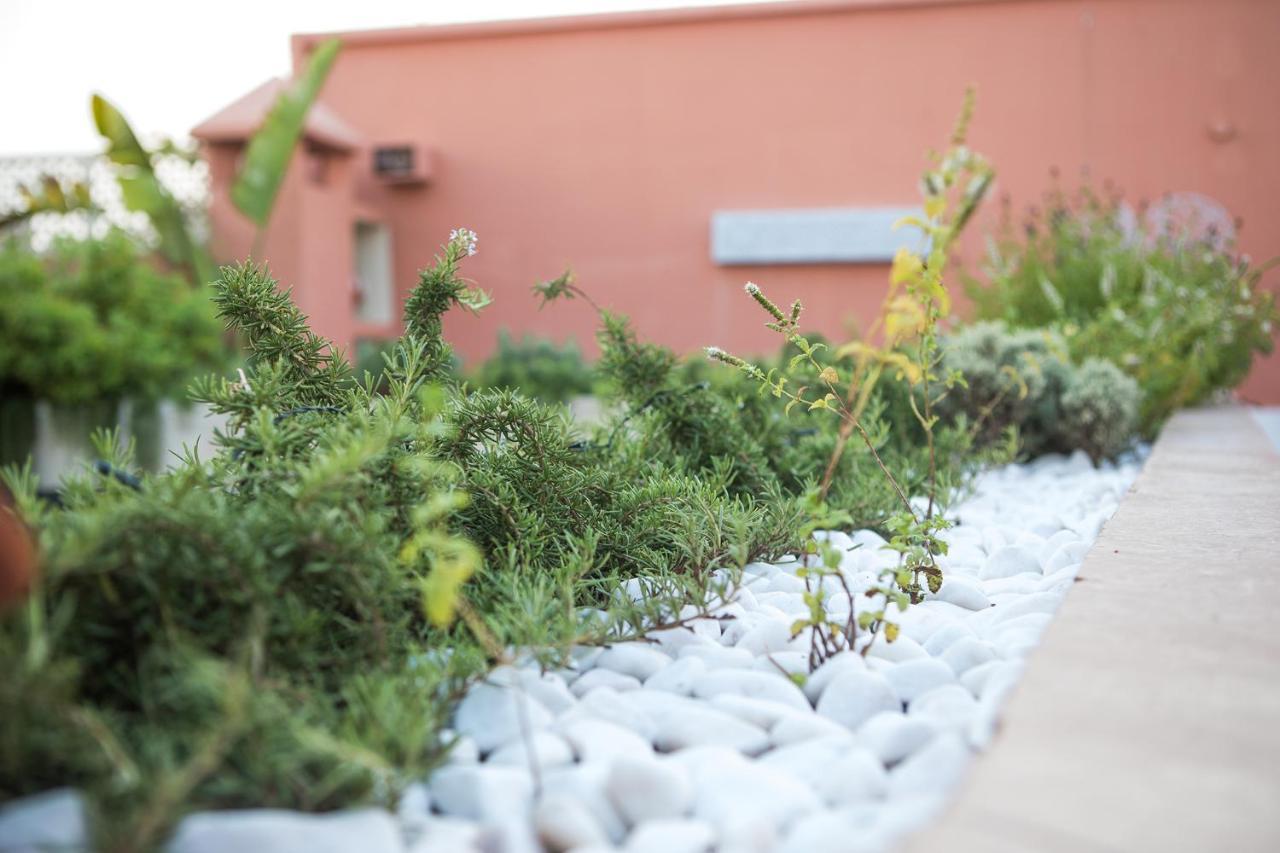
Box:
906, 406, 1280, 852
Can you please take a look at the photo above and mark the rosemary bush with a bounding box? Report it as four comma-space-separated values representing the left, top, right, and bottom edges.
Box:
1, 230, 799, 849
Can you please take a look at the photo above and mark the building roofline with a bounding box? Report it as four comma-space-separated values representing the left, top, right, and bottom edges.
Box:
291, 0, 1027, 56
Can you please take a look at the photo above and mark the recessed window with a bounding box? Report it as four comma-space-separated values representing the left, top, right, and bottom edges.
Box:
353, 221, 393, 324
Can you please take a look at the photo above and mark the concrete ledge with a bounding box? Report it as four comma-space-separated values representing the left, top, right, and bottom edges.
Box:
906, 406, 1280, 852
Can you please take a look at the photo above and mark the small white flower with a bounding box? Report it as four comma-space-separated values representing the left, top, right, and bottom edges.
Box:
450, 227, 478, 256
744, 282, 760, 295
236, 368, 252, 393
705, 346, 724, 359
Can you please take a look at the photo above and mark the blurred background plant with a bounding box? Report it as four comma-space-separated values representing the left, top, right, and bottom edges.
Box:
0, 231, 224, 476
967, 185, 1278, 434
0, 43, 342, 488
466, 330, 596, 404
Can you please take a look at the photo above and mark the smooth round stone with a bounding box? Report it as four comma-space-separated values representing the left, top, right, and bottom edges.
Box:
940, 543, 986, 573
397, 782, 432, 833
940, 637, 998, 675
169, 809, 402, 853
453, 682, 553, 753
535, 793, 611, 852
980, 524, 1020, 555
769, 713, 849, 747
1045, 540, 1092, 572
887, 732, 973, 797
849, 529, 889, 551
514, 670, 577, 715
928, 577, 990, 611
742, 560, 782, 578
541, 763, 628, 843
691, 757, 821, 831
735, 618, 799, 656
646, 655, 708, 696
982, 572, 1043, 596
815, 671, 901, 730
753, 650, 809, 677
411, 816, 487, 853
892, 606, 952, 645
606, 756, 694, 825
802, 652, 866, 704
573, 687, 658, 742
957, 660, 1007, 697
486, 731, 574, 769
570, 645, 604, 672
1037, 529, 1081, 564
882, 658, 958, 702
968, 691, 1006, 750
980, 662, 1024, 706
0, 790, 87, 853
556, 718, 655, 763
720, 611, 768, 645
778, 809, 884, 853
571, 668, 642, 697
445, 732, 480, 765
758, 734, 857, 776
755, 591, 807, 615
635, 694, 770, 755
989, 612, 1053, 639
818, 749, 890, 805
429, 765, 533, 823
624, 818, 717, 853
693, 669, 810, 711
979, 545, 1043, 580
711, 694, 810, 729
767, 572, 808, 594
908, 684, 979, 731
913, 599, 978, 623
649, 625, 713, 654
865, 634, 928, 663
922, 623, 976, 657
856, 711, 937, 765
1038, 565, 1079, 592
989, 591, 1064, 625
596, 643, 673, 681
678, 643, 755, 670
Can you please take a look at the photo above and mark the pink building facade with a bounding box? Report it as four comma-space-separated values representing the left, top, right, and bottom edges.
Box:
194, 0, 1280, 402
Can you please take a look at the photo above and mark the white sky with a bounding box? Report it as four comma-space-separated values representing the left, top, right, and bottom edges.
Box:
0, 0, 785, 156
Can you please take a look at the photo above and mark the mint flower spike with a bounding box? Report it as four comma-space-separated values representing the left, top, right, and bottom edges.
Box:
744, 281, 787, 323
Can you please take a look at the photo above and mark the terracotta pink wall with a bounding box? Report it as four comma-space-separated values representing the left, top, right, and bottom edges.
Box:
211, 0, 1280, 401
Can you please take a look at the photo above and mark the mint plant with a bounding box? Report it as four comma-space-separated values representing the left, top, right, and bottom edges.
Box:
707, 93, 993, 662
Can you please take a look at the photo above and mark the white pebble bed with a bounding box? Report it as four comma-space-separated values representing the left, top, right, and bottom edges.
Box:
0, 451, 1142, 853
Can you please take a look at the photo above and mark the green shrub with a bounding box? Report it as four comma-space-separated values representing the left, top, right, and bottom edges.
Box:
0, 231, 225, 404
1, 231, 799, 849
937, 321, 1140, 461
468, 331, 595, 404
967, 188, 1277, 433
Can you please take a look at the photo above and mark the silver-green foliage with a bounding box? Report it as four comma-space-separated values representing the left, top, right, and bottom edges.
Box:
939, 320, 1139, 461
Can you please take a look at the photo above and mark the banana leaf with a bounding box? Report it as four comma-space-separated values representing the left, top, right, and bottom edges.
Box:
91, 94, 213, 286
231, 38, 342, 229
